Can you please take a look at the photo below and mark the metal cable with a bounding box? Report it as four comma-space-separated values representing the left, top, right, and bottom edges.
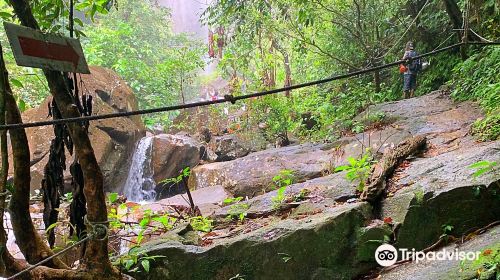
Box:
6, 217, 108, 280
6, 236, 89, 280
0, 42, 498, 132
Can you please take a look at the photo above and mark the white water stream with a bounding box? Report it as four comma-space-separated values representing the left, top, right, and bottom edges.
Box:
122, 136, 156, 202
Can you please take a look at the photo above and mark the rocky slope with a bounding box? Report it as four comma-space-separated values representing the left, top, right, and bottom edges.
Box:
131, 91, 499, 280
19, 66, 145, 193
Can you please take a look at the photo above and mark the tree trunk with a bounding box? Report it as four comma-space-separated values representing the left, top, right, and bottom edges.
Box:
0, 42, 8, 275
361, 135, 426, 202
0, 41, 68, 269
271, 40, 292, 97
374, 70, 381, 93
442, 0, 479, 59
283, 52, 292, 97
442, 0, 463, 30
9, 0, 115, 274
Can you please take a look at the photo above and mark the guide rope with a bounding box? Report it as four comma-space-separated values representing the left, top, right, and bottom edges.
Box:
0, 41, 498, 132
6, 216, 108, 280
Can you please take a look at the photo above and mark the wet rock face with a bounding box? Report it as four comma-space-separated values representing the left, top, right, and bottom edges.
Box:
20, 66, 145, 193
382, 141, 500, 251
134, 203, 389, 280
207, 134, 250, 162
150, 134, 205, 198
132, 91, 499, 279
189, 142, 336, 198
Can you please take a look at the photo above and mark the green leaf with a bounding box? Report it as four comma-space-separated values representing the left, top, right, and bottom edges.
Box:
108, 192, 119, 203
468, 161, 492, 169
0, 11, 12, 19
141, 259, 150, 272
124, 259, 135, 270
334, 165, 350, 172
10, 78, 24, 88
139, 218, 150, 228
17, 99, 27, 112
347, 157, 357, 166
45, 222, 61, 232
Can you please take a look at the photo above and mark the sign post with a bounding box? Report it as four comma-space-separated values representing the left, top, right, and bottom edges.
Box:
3, 22, 90, 74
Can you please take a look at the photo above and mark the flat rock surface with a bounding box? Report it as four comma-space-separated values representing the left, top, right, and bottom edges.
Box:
145, 185, 229, 216
213, 172, 357, 219
189, 142, 337, 197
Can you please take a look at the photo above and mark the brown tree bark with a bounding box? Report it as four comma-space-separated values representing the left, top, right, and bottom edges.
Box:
9, 0, 115, 275
0, 42, 8, 275
361, 135, 426, 202
271, 40, 292, 97
0, 41, 68, 269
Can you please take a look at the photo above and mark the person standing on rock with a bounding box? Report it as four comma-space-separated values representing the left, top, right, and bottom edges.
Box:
401, 41, 422, 99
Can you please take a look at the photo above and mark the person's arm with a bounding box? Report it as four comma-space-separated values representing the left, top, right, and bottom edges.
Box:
402, 51, 409, 60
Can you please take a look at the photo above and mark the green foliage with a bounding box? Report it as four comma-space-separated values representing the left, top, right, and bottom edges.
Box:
468, 160, 498, 178
82, 0, 205, 128
249, 95, 293, 142
272, 186, 288, 210
160, 167, 191, 185
227, 202, 249, 222
108, 204, 175, 244
62, 192, 73, 203
223, 196, 244, 206
189, 216, 213, 232
451, 48, 500, 114
107, 192, 119, 204
114, 246, 165, 273
413, 188, 425, 204
335, 152, 374, 192
272, 169, 295, 189
418, 52, 461, 95
293, 188, 310, 202
450, 47, 500, 142
440, 223, 454, 240
472, 114, 500, 141
270, 170, 295, 209
472, 246, 500, 279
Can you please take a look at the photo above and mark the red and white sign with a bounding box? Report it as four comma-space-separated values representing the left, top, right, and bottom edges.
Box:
3, 22, 90, 74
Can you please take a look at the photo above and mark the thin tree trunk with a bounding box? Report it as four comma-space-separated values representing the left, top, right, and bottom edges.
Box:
9, 0, 115, 274
0, 41, 8, 275
361, 135, 426, 202
0, 40, 68, 268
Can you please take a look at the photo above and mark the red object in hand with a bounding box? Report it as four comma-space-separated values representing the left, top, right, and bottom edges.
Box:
399, 64, 407, 74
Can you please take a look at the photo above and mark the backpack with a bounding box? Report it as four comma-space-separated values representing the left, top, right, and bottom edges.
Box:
407, 50, 422, 72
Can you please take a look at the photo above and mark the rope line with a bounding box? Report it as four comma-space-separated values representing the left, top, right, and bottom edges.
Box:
0, 41, 498, 132
378, 0, 431, 59
6, 216, 108, 280
6, 237, 88, 280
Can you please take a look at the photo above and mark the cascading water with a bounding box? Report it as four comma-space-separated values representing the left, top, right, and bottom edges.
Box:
123, 136, 156, 202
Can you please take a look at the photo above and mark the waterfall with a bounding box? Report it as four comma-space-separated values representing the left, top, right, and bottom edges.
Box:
123, 136, 156, 202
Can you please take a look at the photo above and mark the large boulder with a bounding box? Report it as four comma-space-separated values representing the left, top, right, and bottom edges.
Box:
381, 140, 500, 251
207, 134, 250, 162
151, 133, 205, 183
340, 91, 483, 164
134, 202, 391, 280
151, 134, 205, 198
189, 91, 484, 199
188, 142, 338, 198
20, 66, 145, 193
